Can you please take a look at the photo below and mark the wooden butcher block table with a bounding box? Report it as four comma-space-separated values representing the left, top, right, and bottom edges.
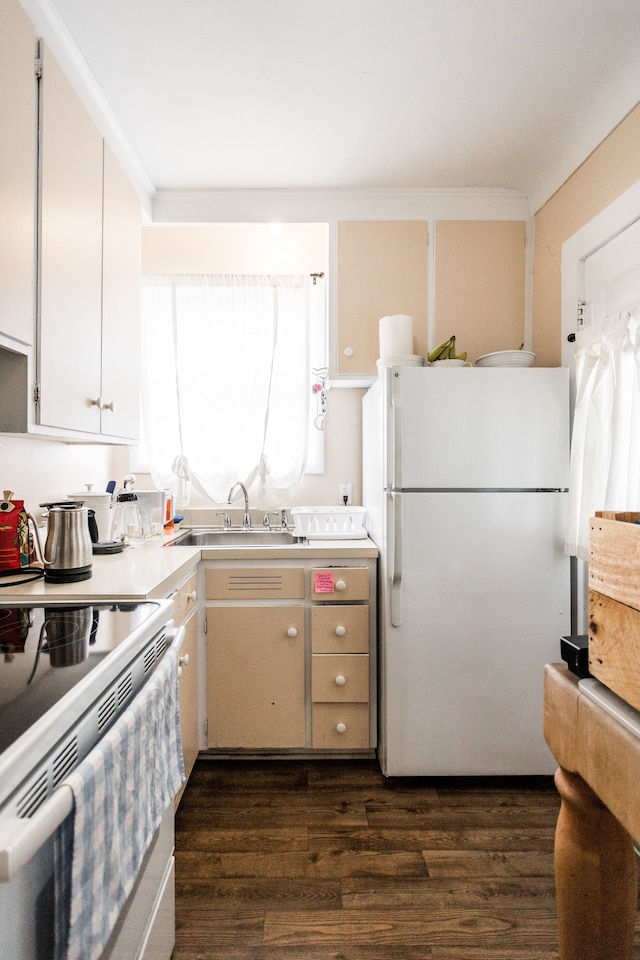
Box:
544, 663, 639, 959
544, 512, 640, 959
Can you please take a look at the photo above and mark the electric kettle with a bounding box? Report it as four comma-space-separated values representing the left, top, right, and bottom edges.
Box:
39, 501, 98, 583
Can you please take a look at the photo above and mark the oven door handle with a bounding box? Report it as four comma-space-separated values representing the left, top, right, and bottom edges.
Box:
168, 623, 185, 653
0, 623, 186, 883
168, 624, 186, 673
0, 784, 73, 882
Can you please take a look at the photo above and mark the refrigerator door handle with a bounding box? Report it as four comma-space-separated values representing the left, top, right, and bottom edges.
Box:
390, 492, 402, 626
387, 367, 402, 490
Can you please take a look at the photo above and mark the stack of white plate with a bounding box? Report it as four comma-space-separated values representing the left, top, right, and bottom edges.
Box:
474, 350, 536, 368
376, 354, 425, 372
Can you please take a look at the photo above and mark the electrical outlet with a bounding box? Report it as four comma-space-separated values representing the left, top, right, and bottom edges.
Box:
339, 482, 352, 505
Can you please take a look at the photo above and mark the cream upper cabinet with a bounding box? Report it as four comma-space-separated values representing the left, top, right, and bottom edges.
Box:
335, 219, 527, 375
336, 221, 429, 375
0, 0, 36, 345
101, 144, 141, 440
38, 44, 104, 434
434, 220, 526, 363
37, 45, 141, 440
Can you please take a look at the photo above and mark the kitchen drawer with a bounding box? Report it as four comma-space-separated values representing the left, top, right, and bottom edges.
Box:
206, 567, 305, 600
311, 567, 369, 602
312, 654, 369, 702
312, 703, 369, 749
311, 605, 369, 653
171, 570, 198, 626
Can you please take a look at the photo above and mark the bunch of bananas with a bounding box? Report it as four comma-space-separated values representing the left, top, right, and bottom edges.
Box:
427, 335, 467, 363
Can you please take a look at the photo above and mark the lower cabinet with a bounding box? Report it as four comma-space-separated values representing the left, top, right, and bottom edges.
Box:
170, 569, 199, 806
177, 612, 199, 779
206, 605, 306, 748
310, 567, 371, 750
204, 560, 376, 754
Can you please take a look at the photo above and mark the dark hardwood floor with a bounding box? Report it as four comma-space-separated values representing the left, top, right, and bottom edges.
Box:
173, 758, 640, 959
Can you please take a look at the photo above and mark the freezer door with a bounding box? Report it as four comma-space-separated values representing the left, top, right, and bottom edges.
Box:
379, 490, 570, 776
390, 367, 570, 490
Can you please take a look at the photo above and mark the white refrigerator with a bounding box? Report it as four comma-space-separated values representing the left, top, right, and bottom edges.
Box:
362, 366, 571, 776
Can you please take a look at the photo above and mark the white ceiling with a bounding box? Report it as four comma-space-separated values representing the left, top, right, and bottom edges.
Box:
23, 0, 640, 211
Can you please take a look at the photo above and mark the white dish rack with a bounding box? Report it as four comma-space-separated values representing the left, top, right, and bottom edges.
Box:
291, 506, 368, 540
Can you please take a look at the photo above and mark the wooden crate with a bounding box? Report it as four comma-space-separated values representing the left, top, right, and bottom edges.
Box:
588, 590, 640, 712
589, 512, 640, 611
589, 512, 640, 711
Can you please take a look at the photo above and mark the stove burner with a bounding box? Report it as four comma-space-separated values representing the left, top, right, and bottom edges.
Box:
43, 606, 100, 650
37, 607, 101, 669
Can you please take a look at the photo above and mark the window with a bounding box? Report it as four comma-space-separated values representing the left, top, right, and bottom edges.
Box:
139, 273, 326, 508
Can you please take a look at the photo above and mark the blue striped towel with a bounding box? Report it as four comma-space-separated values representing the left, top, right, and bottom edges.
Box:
54, 645, 185, 960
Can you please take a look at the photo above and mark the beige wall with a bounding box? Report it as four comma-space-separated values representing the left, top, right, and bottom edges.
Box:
142, 223, 327, 275
533, 103, 640, 366
0, 436, 113, 521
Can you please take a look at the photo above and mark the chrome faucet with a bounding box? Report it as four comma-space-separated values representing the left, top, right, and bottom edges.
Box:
227, 481, 251, 528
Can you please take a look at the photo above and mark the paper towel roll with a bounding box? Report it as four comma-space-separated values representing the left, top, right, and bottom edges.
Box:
379, 315, 414, 359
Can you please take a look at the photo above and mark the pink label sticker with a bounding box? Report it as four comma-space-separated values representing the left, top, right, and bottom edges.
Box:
314, 571, 335, 593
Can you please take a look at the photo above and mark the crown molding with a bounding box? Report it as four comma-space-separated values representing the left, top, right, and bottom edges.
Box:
152, 186, 533, 224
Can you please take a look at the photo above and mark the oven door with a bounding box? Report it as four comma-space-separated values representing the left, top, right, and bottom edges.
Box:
0, 623, 184, 960
0, 808, 175, 960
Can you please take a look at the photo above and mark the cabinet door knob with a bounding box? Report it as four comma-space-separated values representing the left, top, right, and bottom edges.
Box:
90, 397, 102, 408
335, 580, 347, 591
335, 625, 346, 637
336, 722, 347, 734
287, 627, 298, 638
101, 400, 115, 412
335, 674, 346, 686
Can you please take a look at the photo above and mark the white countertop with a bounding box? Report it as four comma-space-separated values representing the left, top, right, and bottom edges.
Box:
0, 535, 378, 602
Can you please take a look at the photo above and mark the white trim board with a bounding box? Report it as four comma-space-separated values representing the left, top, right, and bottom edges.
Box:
561, 179, 640, 371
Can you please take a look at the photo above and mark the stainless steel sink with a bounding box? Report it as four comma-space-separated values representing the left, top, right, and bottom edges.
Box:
166, 528, 306, 547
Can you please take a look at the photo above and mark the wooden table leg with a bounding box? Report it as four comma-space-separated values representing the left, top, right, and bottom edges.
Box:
554, 767, 637, 960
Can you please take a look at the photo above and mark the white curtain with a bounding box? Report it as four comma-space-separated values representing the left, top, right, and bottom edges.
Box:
140, 274, 319, 509
565, 307, 640, 559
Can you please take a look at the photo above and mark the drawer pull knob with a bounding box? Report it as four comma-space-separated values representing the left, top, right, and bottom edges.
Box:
188, 590, 197, 602
179, 653, 190, 666
335, 580, 347, 591
336, 722, 347, 734
335, 674, 346, 686
287, 627, 298, 638
335, 625, 346, 637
